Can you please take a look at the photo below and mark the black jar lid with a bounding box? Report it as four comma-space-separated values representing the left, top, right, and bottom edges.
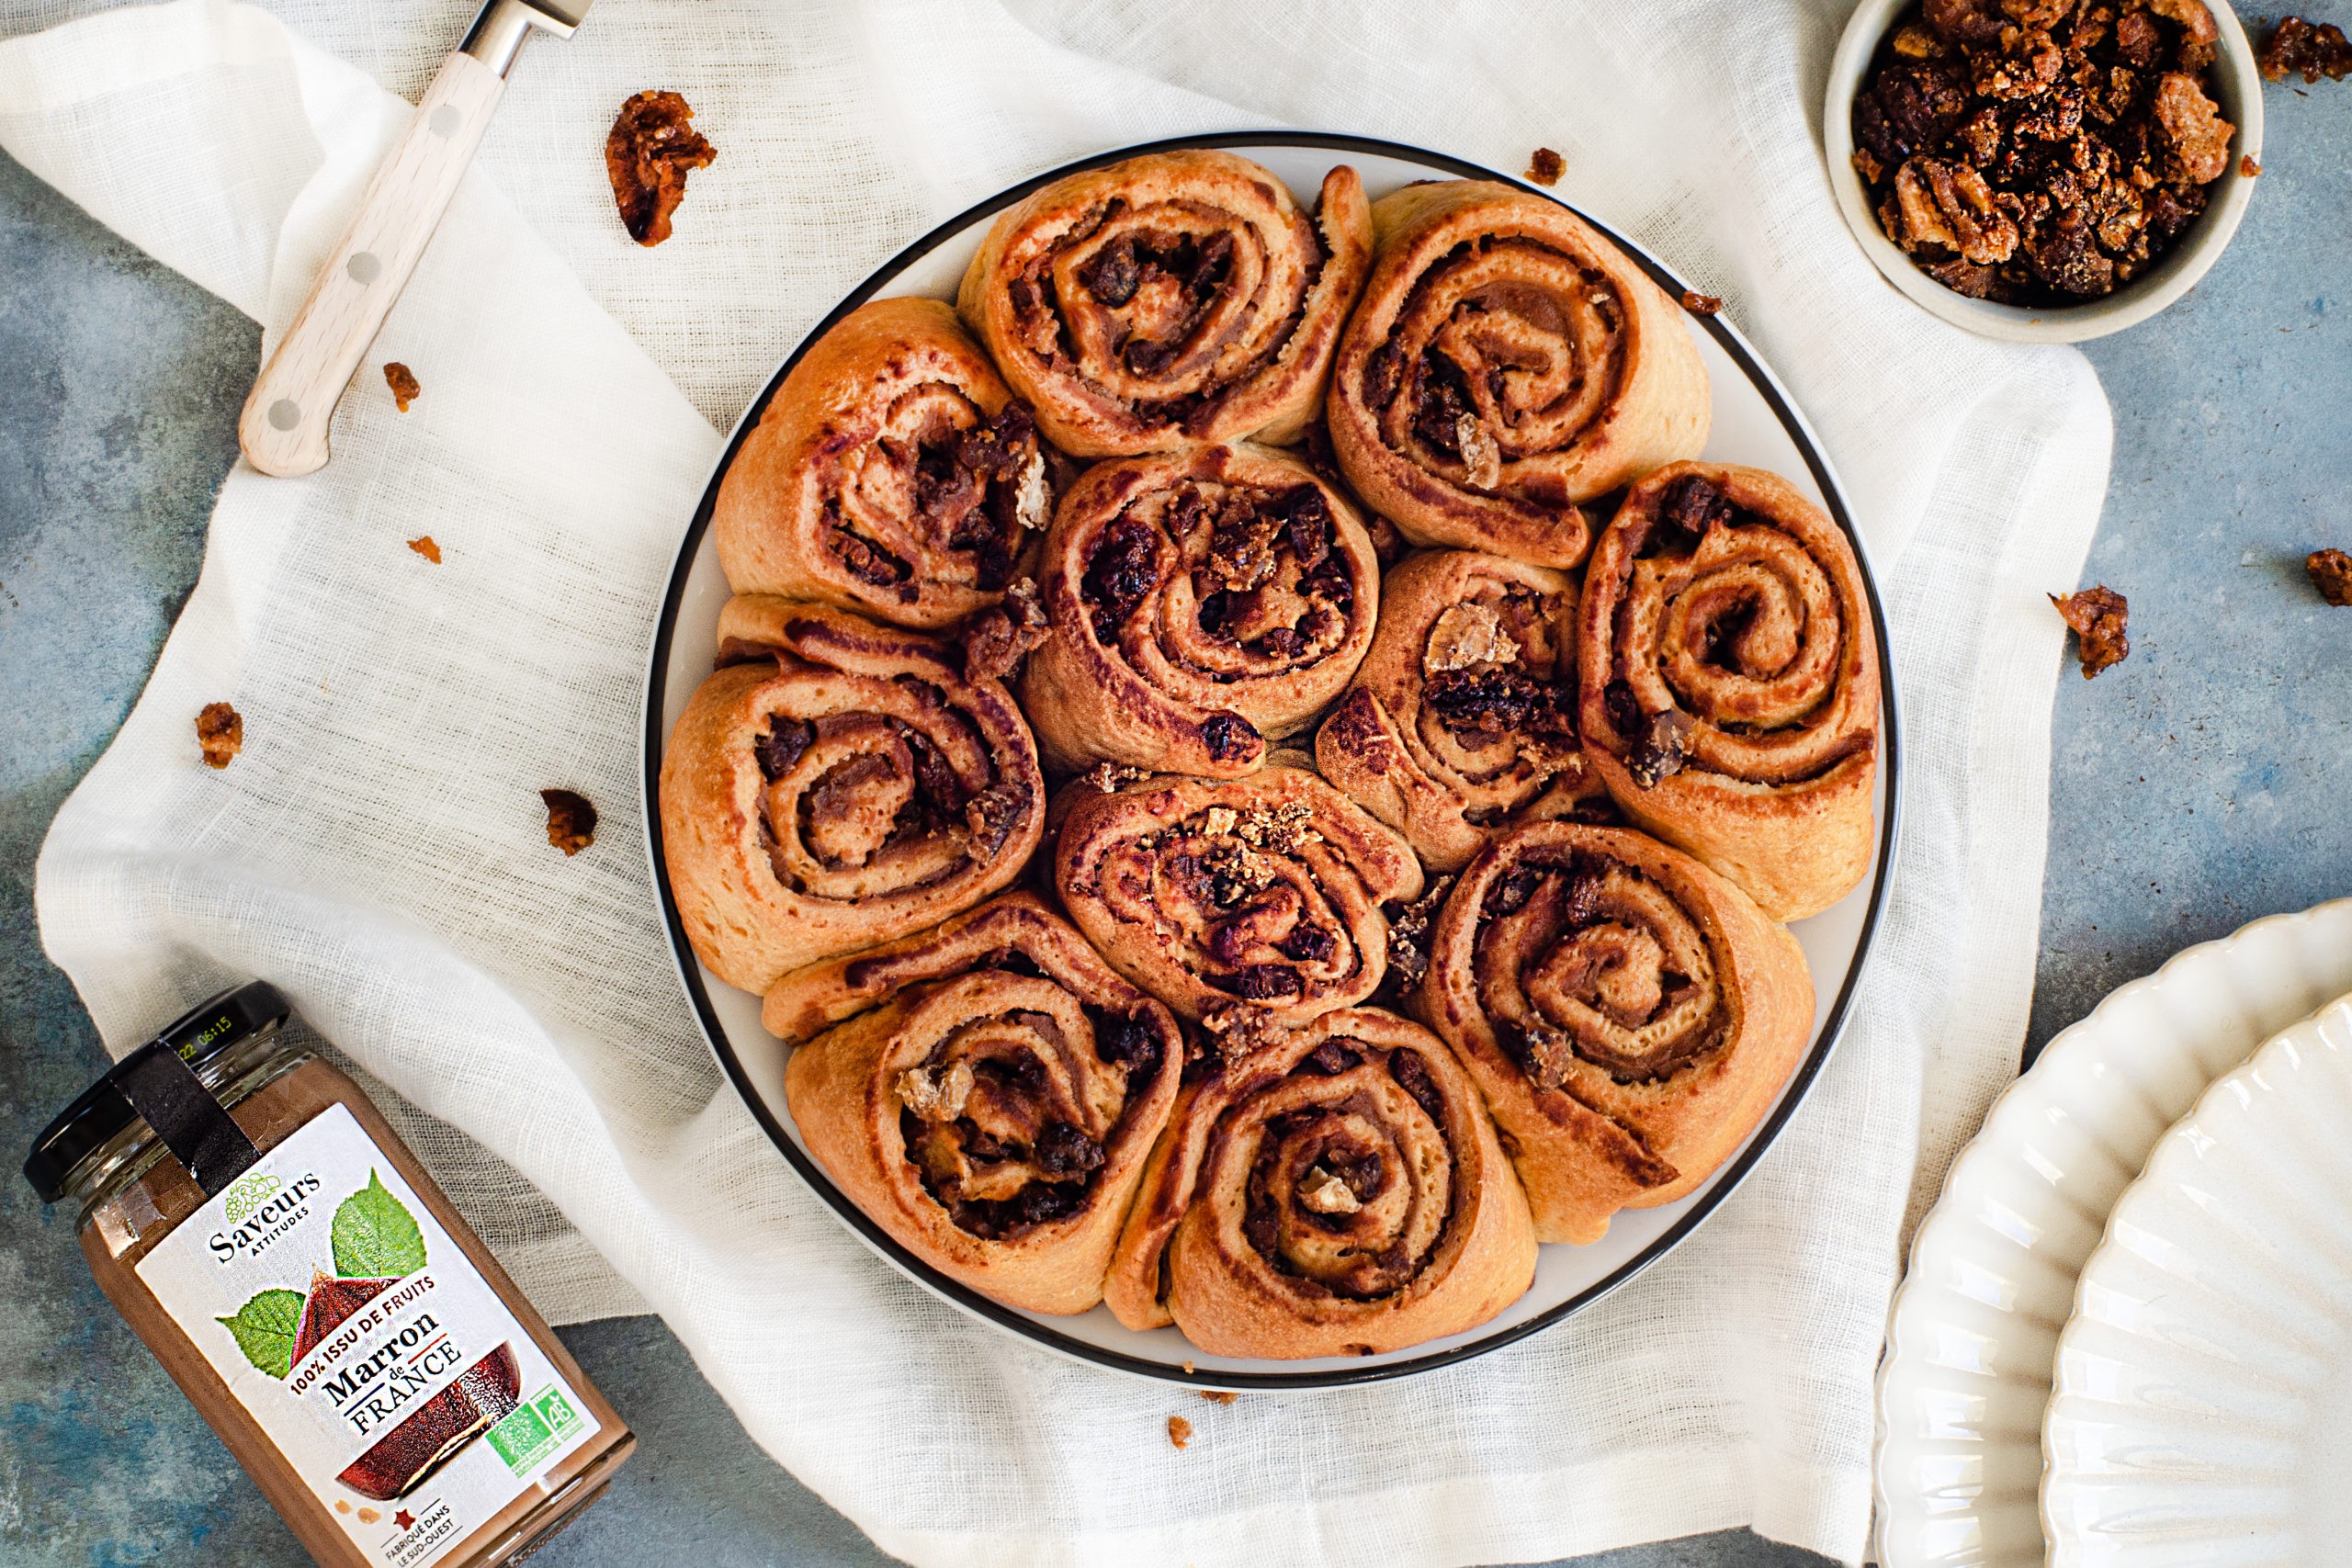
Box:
23, 981, 292, 1203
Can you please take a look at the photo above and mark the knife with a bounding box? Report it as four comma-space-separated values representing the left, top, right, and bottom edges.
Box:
237, 0, 593, 478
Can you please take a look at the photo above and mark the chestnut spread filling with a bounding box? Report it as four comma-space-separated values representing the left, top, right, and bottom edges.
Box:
1235, 1045, 1459, 1300
1476, 852, 1726, 1085
752, 704, 1030, 891
1145, 801, 1343, 1003
897, 1004, 1162, 1241
1364, 241, 1625, 486
1009, 194, 1327, 428
1606, 473, 1867, 789
1080, 479, 1355, 673
829, 400, 1045, 596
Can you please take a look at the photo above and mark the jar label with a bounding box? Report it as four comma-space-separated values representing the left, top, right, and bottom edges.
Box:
135, 1103, 594, 1567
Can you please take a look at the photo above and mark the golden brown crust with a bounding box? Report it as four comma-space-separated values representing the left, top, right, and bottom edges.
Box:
1017, 443, 1380, 777
1102, 1008, 1535, 1357
956, 152, 1373, 457
1416, 821, 1813, 1245
713, 298, 1051, 629
776, 894, 1182, 1314
658, 598, 1044, 992
1577, 462, 1881, 920
1327, 181, 1711, 568
1316, 548, 1613, 873
1052, 766, 1423, 1031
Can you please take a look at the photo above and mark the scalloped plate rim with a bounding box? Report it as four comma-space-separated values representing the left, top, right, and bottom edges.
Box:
1873, 898, 2352, 1566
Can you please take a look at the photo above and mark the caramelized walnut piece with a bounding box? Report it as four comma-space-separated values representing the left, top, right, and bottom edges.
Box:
2261, 17, 2352, 82
1199, 1390, 1238, 1405
2307, 548, 2352, 607
2050, 585, 2129, 677
1526, 147, 1566, 186
407, 536, 442, 564
1680, 289, 1724, 314
1080, 761, 1150, 794
541, 787, 598, 855
961, 578, 1049, 682
2152, 72, 2233, 184
1852, 0, 2234, 305
1625, 708, 1697, 788
605, 90, 717, 246
383, 362, 420, 412
196, 702, 242, 770
1167, 1415, 1193, 1450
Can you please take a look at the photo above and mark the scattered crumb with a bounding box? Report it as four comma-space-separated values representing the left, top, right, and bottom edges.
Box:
1166, 1415, 1193, 1450
2050, 586, 2130, 678
1199, 1390, 1237, 1405
383, 362, 420, 412
962, 578, 1048, 682
356, 1507, 381, 1525
2241, 154, 2262, 177
1526, 147, 1565, 186
541, 787, 598, 855
2259, 16, 2352, 82
605, 89, 717, 246
197, 702, 243, 769
1383, 874, 1453, 991
335, 1500, 352, 1515
407, 536, 442, 564
1680, 288, 1724, 315
2308, 548, 2352, 606
1080, 761, 1150, 794
1182, 1359, 1196, 1374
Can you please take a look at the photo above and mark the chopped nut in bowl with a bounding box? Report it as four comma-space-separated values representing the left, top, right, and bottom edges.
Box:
1825, 0, 2264, 341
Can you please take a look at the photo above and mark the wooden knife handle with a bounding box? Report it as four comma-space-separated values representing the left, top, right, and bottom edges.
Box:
238, 51, 506, 478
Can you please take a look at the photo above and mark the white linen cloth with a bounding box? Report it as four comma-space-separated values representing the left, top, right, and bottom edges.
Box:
1, 1, 2111, 1562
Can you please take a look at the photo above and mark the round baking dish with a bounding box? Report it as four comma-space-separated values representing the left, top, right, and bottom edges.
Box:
643, 131, 1902, 1389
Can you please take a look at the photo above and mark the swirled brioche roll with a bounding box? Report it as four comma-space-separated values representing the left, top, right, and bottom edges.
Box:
1317, 548, 1613, 874
1020, 444, 1380, 777
1103, 1008, 1535, 1357
1577, 462, 1880, 920
773, 894, 1182, 1314
659, 598, 1044, 992
714, 298, 1052, 628
1328, 180, 1710, 568
957, 151, 1372, 457
1418, 822, 1812, 1245
1053, 766, 1422, 1031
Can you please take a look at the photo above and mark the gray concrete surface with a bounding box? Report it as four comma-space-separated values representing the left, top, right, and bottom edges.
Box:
2, 60, 2346, 1568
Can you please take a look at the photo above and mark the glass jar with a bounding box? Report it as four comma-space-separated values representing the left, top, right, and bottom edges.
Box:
25, 982, 634, 1568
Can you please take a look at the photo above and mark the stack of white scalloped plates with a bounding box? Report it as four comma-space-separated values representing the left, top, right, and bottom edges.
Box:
1874, 899, 2352, 1568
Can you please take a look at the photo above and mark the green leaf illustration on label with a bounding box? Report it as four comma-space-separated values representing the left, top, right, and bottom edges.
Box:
330, 1170, 426, 1279
218, 1288, 305, 1379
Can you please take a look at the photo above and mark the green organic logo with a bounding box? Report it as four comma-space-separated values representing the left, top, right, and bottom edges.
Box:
220, 1173, 284, 1226
487, 1386, 584, 1474
220, 1170, 428, 1379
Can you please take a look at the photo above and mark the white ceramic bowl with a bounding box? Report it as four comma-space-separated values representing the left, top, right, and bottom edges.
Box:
1824, 0, 2265, 343
2043, 993, 2352, 1567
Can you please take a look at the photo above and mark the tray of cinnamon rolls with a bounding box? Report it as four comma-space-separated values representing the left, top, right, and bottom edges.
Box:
646, 134, 1897, 1386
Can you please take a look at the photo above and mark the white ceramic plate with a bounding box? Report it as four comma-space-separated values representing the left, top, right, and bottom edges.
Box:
1874, 900, 2352, 1566
2041, 993, 2352, 1568
643, 133, 1899, 1388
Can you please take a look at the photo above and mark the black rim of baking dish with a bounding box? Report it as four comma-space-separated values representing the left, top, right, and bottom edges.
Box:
642, 130, 1905, 1390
